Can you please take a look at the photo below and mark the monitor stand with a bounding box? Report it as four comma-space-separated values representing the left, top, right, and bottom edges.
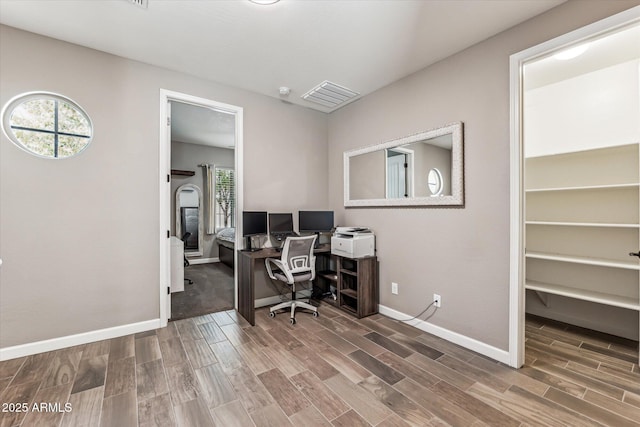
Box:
245, 236, 262, 252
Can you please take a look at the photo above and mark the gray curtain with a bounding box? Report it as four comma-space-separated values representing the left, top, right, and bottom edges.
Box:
203, 164, 215, 234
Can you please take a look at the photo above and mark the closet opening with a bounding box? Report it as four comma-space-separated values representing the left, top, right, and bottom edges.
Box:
509, 8, 640, 367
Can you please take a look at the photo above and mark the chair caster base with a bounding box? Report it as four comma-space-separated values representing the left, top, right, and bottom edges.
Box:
269, 301, 318, 325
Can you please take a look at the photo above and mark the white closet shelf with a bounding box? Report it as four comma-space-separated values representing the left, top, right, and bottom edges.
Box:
526, 221, 640, 229
525, 280, 640, 311
525, 142, 639, 158
526, 183, 639, 193
526, 251, 640, 270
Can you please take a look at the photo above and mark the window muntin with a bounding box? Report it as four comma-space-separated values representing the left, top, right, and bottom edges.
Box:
214, 166, 235, 229
2, 92, 93, 159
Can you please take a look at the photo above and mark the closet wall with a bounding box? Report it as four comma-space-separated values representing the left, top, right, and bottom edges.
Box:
524, 54, 640, 340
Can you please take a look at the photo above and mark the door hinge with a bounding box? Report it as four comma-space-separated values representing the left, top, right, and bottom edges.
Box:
404, 163, 408, 168
167, 117, 171, 126
167, 230, 170, 238
167, 286, 171, 295
167, 174, 170, 183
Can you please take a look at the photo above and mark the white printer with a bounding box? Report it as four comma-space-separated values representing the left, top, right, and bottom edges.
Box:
331, 227, 375, 258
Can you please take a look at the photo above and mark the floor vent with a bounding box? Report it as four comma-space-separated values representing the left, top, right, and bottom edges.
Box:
301, 81, 359, 110
126, 0, 149, 9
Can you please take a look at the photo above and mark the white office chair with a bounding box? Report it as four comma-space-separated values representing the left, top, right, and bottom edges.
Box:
265, 235, 318, 324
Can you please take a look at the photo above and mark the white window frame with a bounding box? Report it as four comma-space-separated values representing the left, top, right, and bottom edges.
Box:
1, 91, 93, 159
214, 165, 235, 230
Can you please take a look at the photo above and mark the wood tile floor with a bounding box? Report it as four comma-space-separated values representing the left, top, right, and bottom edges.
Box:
0, 306, 638, 426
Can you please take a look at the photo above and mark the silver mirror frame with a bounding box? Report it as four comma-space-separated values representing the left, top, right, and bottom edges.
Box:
344, 122, 464, 207
175, 183, 204, 257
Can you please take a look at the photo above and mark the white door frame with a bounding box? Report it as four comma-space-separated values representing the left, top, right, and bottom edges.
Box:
508, 6, 639, 368
159, 89, 243, 326
385, 146, 414, 198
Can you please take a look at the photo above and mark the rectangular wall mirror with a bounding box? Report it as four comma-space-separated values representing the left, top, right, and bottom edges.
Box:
344, 122, 464, 207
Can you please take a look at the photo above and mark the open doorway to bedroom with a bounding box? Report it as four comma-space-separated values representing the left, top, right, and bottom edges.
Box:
160, 90, 243, 323
170, 101, 236, 320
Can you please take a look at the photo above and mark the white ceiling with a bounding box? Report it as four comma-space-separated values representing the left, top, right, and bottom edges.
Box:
0, 0, 565, 115
170, 102, 236, 148
524, 23, 640, 90
1, 0, 571, 148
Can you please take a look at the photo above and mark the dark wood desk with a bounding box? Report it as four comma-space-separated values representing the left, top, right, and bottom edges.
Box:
238, 244, 331, 326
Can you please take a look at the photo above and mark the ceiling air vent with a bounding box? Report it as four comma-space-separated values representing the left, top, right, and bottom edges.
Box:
301, 81, 359, 110
126, 0, 148, 9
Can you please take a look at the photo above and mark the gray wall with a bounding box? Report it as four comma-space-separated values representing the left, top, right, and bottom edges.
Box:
1, 0, 637, 353
171, 141, 234, 260
411, 142, 451, 197
349, 150, 385, 200
327, 0, 639, 351
0, 25, 328, 348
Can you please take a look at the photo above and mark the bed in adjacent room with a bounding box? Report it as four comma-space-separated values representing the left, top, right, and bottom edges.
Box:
215, 227, 235, 269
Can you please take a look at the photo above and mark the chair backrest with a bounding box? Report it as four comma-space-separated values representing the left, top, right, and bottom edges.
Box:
281, 235, 317, 274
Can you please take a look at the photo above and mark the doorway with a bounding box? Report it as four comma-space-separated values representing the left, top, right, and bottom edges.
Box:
386, 147, 414, 198
159, 90, 243, 325
509, 7, 640, 367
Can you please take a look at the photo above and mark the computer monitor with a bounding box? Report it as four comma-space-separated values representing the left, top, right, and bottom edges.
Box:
299, 210, 334, 233
268, 213, 294, 235
242, 211, 267, 237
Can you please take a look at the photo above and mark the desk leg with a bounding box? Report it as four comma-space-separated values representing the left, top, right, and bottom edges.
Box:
238, 254, 255, 326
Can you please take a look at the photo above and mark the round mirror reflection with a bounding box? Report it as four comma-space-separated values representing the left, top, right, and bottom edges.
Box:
428, 168, 444, 196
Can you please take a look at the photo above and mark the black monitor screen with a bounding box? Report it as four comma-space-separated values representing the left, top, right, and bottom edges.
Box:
242, 211, 267, 236
299, 211, 334, 232
269, 213, 294, 234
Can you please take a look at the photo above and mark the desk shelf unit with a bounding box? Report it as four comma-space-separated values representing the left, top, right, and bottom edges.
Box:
525, 144, 640, 350
314, 253, 378, 318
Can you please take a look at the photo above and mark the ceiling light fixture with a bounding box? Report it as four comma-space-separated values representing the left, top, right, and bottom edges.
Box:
553, 44, 589, 60
249, 0, 280, 5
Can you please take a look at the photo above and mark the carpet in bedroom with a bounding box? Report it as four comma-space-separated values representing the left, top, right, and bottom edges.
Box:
170, 262, 234, 321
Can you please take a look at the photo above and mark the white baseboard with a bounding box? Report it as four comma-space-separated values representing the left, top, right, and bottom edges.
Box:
378, 304, 510, 365
0, 319, 162, 361
189, 257, 218, 265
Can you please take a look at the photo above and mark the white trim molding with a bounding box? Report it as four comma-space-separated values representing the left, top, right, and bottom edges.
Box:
159, 89, 244, 324
379, 305, 510, 364
0, 319, 161, 361
189, 257, 219, 265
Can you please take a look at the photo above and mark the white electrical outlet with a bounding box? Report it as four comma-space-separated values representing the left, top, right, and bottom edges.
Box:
433, 293, 442, 308
391, 282, 398, 295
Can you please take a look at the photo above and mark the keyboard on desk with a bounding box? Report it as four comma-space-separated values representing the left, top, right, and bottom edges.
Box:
272, 232, 298, 241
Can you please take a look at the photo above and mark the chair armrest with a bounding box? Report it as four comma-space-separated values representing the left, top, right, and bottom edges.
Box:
265, 258, 294, 283
310, 254, 316, 281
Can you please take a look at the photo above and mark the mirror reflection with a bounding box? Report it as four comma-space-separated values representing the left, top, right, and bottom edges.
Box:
344, 122, 463, 207
176, 183, 204, 256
